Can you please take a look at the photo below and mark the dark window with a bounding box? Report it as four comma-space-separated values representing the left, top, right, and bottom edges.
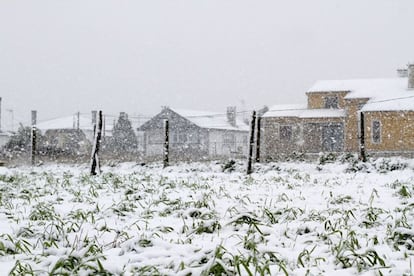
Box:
322, 123, 344, 152
280, 125, 292, 141
372, 120, 381, 143
324, 96, 339, 109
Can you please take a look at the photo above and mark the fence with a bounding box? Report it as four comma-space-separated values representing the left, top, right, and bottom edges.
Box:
0, 111, 258, 169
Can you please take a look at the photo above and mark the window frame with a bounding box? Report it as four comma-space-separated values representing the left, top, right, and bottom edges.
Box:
279, 125, 293, 141
371, 120, 381, 144
324, 95, 339, 109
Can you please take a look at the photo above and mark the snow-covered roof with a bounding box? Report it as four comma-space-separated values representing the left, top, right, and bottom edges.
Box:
300, 109, 346, 118
263, 104, 345, 118
361, 95, 414, 112
171, 108, 249, 131
262, 104, 307, 117
36, 115, 113, 134
307, 78, 410, 99
37, 115, 93, 131
308, 77, 414, 111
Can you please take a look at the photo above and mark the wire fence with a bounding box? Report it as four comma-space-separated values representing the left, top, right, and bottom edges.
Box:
2, 93, 414, 166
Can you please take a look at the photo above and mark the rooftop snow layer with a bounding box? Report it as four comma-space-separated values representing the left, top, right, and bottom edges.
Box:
307, 77, 414, 111
308, 78, 410, 99
262, 104, 307, 117
263, 104, 345, 118
361, 95, 414, 112
36, 115, 114, 134
37, 115, 94, 131
171, 109, 249, 131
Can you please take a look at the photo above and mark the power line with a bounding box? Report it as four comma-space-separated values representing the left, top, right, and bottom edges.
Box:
16, 93, 414, 126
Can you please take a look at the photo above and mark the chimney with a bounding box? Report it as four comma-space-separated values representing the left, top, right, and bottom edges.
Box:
226, 106, 237, 127
92, 110, 97, 125
408, 63, 414, 90
120, 112, 127, 120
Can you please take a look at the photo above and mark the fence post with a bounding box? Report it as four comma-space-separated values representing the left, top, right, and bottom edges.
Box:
31, 110, 37, 166
359, 111, 366, 162
247, 111, 256, 174
76, 112, 80, 130
163, 119, 169, 168
90, 110, 103, 175
255, 116, 261, 163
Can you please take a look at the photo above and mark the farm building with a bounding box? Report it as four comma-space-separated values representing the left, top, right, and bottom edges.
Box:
262, 63, 414, 160
138, 107, 249, 160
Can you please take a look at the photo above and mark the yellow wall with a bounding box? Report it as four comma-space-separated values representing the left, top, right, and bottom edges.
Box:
343, 98, 369, 152
306, 91, 348, 109
262, 116, 345, 160
364, 111, 414, 152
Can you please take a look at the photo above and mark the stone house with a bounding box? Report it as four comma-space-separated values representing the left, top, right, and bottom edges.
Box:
138, 107, 249, 160
262, 64, 414, 160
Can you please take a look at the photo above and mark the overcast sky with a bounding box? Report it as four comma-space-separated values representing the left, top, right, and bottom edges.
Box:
0, 0, 413, 129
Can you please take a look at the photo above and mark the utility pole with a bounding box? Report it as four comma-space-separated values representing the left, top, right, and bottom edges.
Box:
359, 112, 366, 162
7, 109, 14, 132
247, 111, 256, 175
77, 112, 80, 130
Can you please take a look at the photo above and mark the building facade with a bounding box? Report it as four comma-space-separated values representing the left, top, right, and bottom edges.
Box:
138, 107, 249, 161
262, 64, 414, 160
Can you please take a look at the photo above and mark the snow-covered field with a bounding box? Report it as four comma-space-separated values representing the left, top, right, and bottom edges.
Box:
0, 157, 414, 275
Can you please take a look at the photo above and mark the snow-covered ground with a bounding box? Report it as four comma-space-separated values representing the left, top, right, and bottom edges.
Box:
0, 157, 414, 275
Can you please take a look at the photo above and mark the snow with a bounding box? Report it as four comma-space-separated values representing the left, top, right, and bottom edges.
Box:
36, 115, 114, 136
0, 158, 414, 275
37, 115, 94, 131
263, 104, 346, 118
307, 78, 409, 100
306, 77, 414, 112
171, 108, 249, 131
361, 95, 414, 112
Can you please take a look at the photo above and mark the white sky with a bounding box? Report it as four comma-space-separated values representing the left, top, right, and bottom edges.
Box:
0, 0, 413, 130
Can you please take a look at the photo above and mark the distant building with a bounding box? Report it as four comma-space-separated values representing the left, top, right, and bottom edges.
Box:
138, 107, 249, 160
262, 63, 414, 159
36, 112, 113, 154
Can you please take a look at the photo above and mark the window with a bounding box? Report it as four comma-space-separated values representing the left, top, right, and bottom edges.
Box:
279, 125, 292, 141
171, 131, 196, 144
324, 96, 339, 109
372, 120, 381, 143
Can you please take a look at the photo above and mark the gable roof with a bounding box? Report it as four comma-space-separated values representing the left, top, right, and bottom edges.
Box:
263, 104, 346, 118
307, 77, 414, 112
36, 115, 114, 135
37, 115, 93, 131
170, 108, 249, 131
